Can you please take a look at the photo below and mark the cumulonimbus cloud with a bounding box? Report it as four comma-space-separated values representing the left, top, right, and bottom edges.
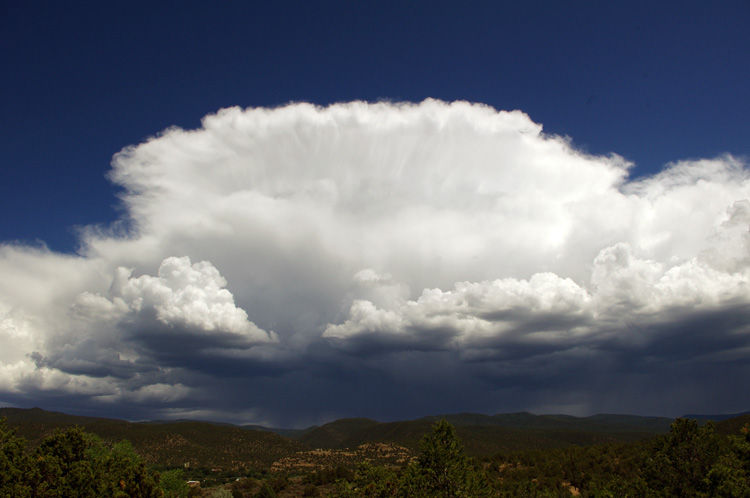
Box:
0, 99, 748, 423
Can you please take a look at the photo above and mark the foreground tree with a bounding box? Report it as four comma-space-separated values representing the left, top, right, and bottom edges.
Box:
705, 424, 750, 498
643, 418, 722, 498
0, 418, 162, 498
0, 418, 33, 496
332, 420, 490, 498
399, 419, 491, 498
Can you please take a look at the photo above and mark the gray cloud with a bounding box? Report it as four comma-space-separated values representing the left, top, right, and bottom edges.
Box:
1, 100, 749, 425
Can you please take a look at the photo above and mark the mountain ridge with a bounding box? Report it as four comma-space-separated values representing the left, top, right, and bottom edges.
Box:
3, 406, 748, 466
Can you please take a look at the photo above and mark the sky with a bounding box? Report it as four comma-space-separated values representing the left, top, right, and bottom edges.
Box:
1, 1, 749, 428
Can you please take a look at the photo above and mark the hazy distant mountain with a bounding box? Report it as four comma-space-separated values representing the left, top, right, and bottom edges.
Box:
241, 424, 316, 439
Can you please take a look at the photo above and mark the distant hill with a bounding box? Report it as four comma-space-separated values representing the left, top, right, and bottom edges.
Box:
138, 418, 237, 427
6, 406, 749, 467
289, 412, 675, 456
0, 407, 306, 469
683, 410, 750, 422
241, 424, 315, 439
338, 419, 435, 451
715, 413, 750, 436
142, 418, 316, 438
298, 417, 379, 448
0, 406, 121, 428
418, 412, 674, 433
330, 419, 667, 456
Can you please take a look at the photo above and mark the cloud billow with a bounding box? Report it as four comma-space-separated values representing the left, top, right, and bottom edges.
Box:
0, 100, 749, 425
73, 256, 276, 345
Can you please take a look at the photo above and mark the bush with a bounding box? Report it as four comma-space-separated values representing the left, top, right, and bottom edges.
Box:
254, 482, 277, 498
231, 476, 256, 495
267, 475, 289, 492
160, 468, 190, 498
303, 483, 321, 497
210, 489, 233, 498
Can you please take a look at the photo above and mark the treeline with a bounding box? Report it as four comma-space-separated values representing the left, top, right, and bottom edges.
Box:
3, 416, 750, 497
323, 418, 750, 498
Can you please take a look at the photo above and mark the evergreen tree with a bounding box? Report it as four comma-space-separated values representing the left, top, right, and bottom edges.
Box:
705, 424, 750, 498
399, 419, 490, 498
0, 418, 33, 497
0, 419, 162, 498
644, 418, 722, 498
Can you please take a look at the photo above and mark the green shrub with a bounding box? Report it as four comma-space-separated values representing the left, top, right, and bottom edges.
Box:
160, 468, 190, 498
254, 481, 277, 498
303, 483, 321, 497
210, 489, 232, 498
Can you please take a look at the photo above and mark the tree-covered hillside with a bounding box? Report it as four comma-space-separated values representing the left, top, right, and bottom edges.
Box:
324, 418, 750, 498
4, 407, 750, 497
0, 407, 306, 469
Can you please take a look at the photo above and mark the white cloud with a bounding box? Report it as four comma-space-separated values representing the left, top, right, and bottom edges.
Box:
0, 357, 118, 396
325, 192, 750, 352
73, 256, 276, 343
1, 99, 749, 420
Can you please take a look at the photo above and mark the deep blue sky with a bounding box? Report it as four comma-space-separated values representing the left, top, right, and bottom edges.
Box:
2, 1, 748, 252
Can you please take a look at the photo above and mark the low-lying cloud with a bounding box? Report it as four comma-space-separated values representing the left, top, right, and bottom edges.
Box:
1, 100, 749, 426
